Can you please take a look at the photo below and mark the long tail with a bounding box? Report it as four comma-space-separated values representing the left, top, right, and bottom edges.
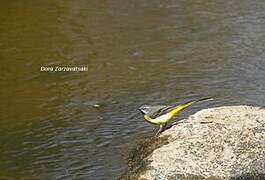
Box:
168, 97, 213, 117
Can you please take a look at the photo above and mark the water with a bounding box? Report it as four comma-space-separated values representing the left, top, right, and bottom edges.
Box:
1, 0, 265, 179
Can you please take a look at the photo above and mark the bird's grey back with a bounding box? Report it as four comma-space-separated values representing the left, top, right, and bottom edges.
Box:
146, 105, 172, 118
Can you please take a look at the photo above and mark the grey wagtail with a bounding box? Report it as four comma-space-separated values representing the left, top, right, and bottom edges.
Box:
138, 97, 213, 135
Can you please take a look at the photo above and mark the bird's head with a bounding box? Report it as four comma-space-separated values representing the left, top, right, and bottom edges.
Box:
138, 105, 151, 115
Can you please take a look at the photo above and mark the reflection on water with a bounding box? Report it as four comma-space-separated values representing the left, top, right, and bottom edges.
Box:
1, 0, 265, 179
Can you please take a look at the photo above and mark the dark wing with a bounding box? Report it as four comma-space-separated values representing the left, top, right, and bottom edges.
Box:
148, 97, 214, 119
148, 105, 174, 119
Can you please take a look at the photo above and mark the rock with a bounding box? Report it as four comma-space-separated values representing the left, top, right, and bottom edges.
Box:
135, 106, 265, 179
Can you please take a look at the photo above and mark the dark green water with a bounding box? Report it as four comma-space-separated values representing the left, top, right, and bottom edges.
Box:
1, 0, 265, 179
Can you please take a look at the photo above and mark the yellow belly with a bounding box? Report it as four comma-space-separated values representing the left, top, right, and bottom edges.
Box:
144, 114, 172, 124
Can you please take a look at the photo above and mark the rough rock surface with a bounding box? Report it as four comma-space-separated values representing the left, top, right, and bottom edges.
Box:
140, 106, 265, 179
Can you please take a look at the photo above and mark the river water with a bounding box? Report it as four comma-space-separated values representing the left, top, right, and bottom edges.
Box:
1, 0, 265, 179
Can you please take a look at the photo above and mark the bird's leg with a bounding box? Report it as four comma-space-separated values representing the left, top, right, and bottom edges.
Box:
155, 124, 163, 136
155, 123, 168, 136
162, 123, 167, 132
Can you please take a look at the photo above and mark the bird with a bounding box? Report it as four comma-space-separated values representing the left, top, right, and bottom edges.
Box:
138, 97, 213, 135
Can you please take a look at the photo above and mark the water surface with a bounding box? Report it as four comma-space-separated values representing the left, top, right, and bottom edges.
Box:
1, 0, 265, 179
